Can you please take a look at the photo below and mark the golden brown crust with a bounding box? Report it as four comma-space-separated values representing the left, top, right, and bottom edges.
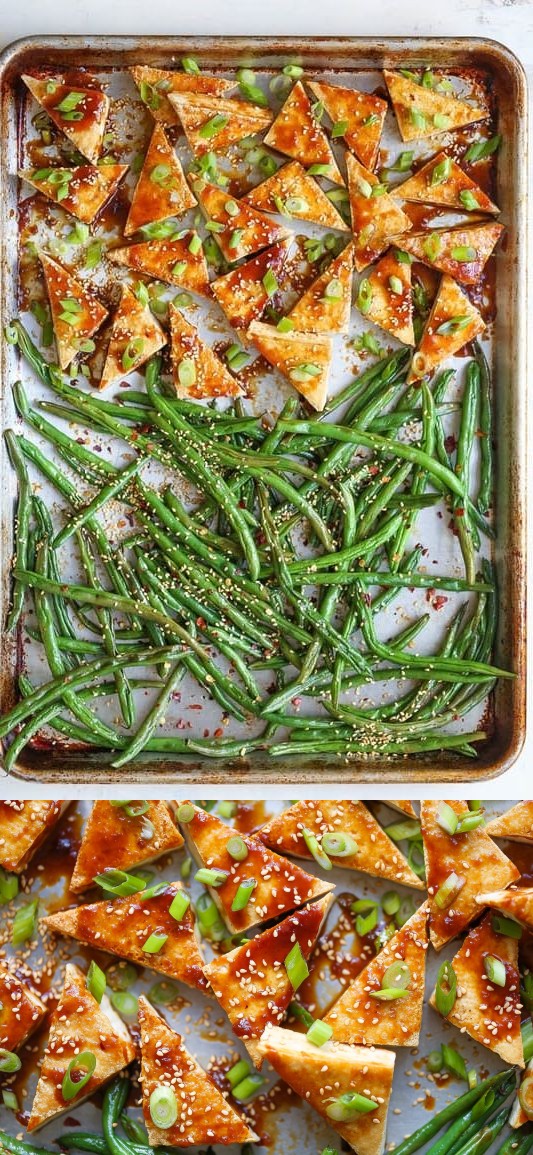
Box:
395, 151, 499, 213
99, 284, 167, 390
22, 75, 109, 162
0, 961, 47, 1053
194, 182, 290, 261
169, 306, 242, 399
243, 160, 349, 231
130, 66, 235, 127
211, 238, 292, 331
169, 92, 272, 157
407, 274, 485, 383
475, 887, 533, 932
0, 801, 69, 873
395, 222, 504, 286
247, 320, 332, 411
108, 233, 210, 295
70, 802, 184, 894
383, 71, 487, 142
308, 80, 387, 171
264, 82, 344, 185
124, 124, 196, 236
486, 803, 533, 844
287, 243, 355, 335
20, 165, 128, 224
363, 247, 415, 345
40, 253, 107, 370
346, 153, 411, 271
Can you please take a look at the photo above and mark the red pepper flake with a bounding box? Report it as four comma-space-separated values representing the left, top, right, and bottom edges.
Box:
188, 703, 202, 711
214, 728, 224, 739
368, 464, 379, 476
454, 507, 465, 517
196, 617, 206, 629
444, 434, 457, 454
291, 697, 302, 709
425, 588, 435, 604
203, 728, 210, 738
93, 444, 102, 453
432, 595, 449, 611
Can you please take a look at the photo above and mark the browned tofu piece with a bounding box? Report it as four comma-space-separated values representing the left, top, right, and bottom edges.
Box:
429, 912, 523, 1066
407, 274, 485, 383
70, 801, 184, 894
99, 284, 166, 390
169, 92, 272, 157
243, 160, 349, 231
346, 153, 411, 271
247, 320, 332, 411
23, 74, 109, 162
396, 222, 504, 286
420, 800, 520, 950
308, 80, 387, 171
383, 70, 487, 142
476, 886, 533, 933
194, 181, 290, 261
40, 252, 107, 369
20, 164, 128, 224
0, 961, 46, 1052
486, 802, 533, 845
287, 243, 354, 335
259, 800, 424, 889
108, 233, 210, 295
362, 247, 415, 345
43, 881, 207, 991
203, 895, 332, 1066
125, 124, 196, 236
384, 801, 417, 818
138, 997, 256, 1146
325, 903, 429, 1047
0, 801, 69, 873
257, 1026, 395, 1155
130, 65, 235, 127
27, 963, 135, 1131
169, 306, 242, 399
211, 238, 292, 331
395, 151, 499, 214
178, 802, 334, 934
264, 81, 343, 185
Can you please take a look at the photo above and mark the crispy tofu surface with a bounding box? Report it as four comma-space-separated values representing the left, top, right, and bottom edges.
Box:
287, 243, 355, 335
0, 961, 46, 1053
308, 80, 387, 171
264, 82, 344, 185
407, 274, 485, 383
23, 75, 109, 163
363, 247, 415, 345
99, 284, 166, 390
211, 238, 292, 331
475, 887, 533, 933
383, 71, 486, 142
70, 801, 184, 893
397, 222, 503, 286
0, 801, 69, 873
130, 66, 235, 127
124, 124, 196, 236
20, 164, 128, 224
347, 153, 411, 271
395, 151, 499, 214
169, 306, 242, 399
486, 802, 533, 844
247, 320, 332, 411
243, 159, 349, 231
169, 92, 272, 157
194, 181, 290, 261
108, 233, 210, 294
40, 252, 107, 370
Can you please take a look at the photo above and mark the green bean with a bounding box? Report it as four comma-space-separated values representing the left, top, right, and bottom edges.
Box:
389, 1072, 511, 1155
475, 342, 493, 513
4, 430, 32, 632
111, 662, 184, 767
53, 457, 145, 548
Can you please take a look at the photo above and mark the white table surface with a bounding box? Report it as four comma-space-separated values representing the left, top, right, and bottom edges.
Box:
1, 0, 531, 801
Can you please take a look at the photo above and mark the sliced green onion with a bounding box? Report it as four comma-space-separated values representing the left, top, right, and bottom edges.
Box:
306, 1019, 333, 1047
435, 960, 457, 1015
423, 232, 442, 262
139, 882, 168, 901
110, 991, 138, 1017
124, 801, 150, 817
321, 832, 358, 857
283, 64, 304, 79
308, 163, 331, 177
12, 899, 38, 945
122, 338, 144, 371
522, 1019, 533, 1063
218, 801, 237, 818
180, 856, 192, 880
410, 108, 426, 130
382, 961, 411, 990
431, 157, 452, 185
232, 1072, 265, 1101
277, 317, 294, 333
149, 980, 181, 1005
370, 988, 410, 1001
332, 119, 349, 138
182, 56, 200, 75
285, 942, 309, 990
492, 913, 522, 939
94, 868, 146, 897
262, 268, 279, 297
484, 955, 506, 987
323, 278, 344, 302
106, 962, 138, 991
0, 868, 18, 905
195, 892, 226, 942
441, 1044, 469, 1082
389, 275, 403, 295
142, 932, 168, 954
289, 1000, 314, 1027
456, 813, 485, 833
226, 835, 248, 861
382, 891, 400, 917
437, 802, 458, 835
2, 1090, 19, 1111
194, 867, 228, 887
198, 114, 229, 139
86, 960, 106, 1004
436, 315, 470, 335
356, 177, 373, 199
465, 135, 501, 163
62, 1051, 96, 1101
459, 189, 480, 210
385, 819, 421, 842
518, 1072, 533, 1120
176, 802, 195, 824
427, 1049, 444, 1073
451, 245, 477, 262
434, 113, 451, 129
301, 827, 332, 871
434, 872, 466, 910
291, 363, 321, 383
0, 1049, 21, 1074
227, 1058, 250, 1088
231, 879, 257, 911
169, 891, 190, 922
150, 1086, 178, 1129
356, 278, 373, 315
285, 195, 308, 213
188, 233, 203, 255
228, 228, 245, 250
178, 358, 197, 389
352, 900, 378, 937
326, 1092, 378, 1121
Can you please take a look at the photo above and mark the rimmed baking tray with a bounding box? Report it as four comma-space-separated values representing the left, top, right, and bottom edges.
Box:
0, 35, 528, 785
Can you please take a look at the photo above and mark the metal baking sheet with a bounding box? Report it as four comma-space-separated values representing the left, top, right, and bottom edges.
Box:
0, 798, 528, 1154
0, 37, 528, 784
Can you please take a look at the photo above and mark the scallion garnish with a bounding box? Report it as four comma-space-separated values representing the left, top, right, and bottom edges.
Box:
237, 69, 269, 107
352, 898, 378, 936
326, 1092, 378, 1121
321, 832, 358, 857
194, 867, 228, 887
427, 1049, 444, 1073
423, 232, 442, 262
169, 891, 191, 922
106, 961, 138, 991
226, 835, 248, 861
62, 1051, 96, 1101
262, 268, 279, 297
0, 1049, 22, 1074
232, 1072, 265, 1101
436, 315, 471, 335
437, 801, 459, 835
522, 1019, 533, 1063
0, 868, 18, 906
356, 278, 373, 315
289, 1000, 314, 1027
382, 891, 401, 917
182, 56, 200, 75
291, 363, 322, 384
142, 932, 168, 954
150, 1085, 178, 1129
277, 317, 294, 333
385, 819, 421, 842
441, 1043, 469, 1082
178, 358, 197, 389
301, 827, 332, 870
332, 119, 349, 138
456, 812, 485, 833
451, 245, 477, 262
231, 879, 257, 911
484, 954, 506, 987
2, 1091, 18, 1111
227, 1058, 250, 1088
306, 1019, 333, 1046
94, 868, 146, 897
282, 64, 304, 79
389, 275, 403, 296
11, 899, 38, 945
195, 892, 227, 942
308, 163, 331, 177
86, 960, 106, 1004
433, 113, 451, 129
492, 913, 522, 939
188, 232, 203, 255
110, 991, 138, 1017
410, 108, 426, 129
198, 113, 229, 140
465, 134, 501, 163
434, 871, 466, 910
431, 157, 452, 186
121, 338, 145, 372
284, 941, 309, 990
435, 960, 457, 1015
149, 980, 181, 1005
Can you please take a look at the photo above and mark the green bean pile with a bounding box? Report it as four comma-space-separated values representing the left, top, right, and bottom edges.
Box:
0, 321, 510, 770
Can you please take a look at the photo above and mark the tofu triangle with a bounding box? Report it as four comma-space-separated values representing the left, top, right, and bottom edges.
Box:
308, 80, 387, 171
130, 65, 235, 128
243, 160, 349, 231
385, 800, 417, 817
360, 247, 415, 345
257, 1025, 395, 1155
70, 801, 184, 893
259, 800, 424, 889
0, 961, 46, 1053
325, 902, 429, 1047
22, 74, 109, 163
420, 800, 520, 949
397, 222, 503, 286
407, 274, 485, 383
486, 802, 533, 844
169, 305, 242, 399
288, 242, 354, 334
40, 252, 107, 370
203, 895, 332, 1066
347, 153, 411, 271
20, 164, 128, 224
211, 238, 292, 331
178, 801, 334, 933
99, 284, 166, 390
429, 912, 523, 1066
125, 124, 196, 236
475, 887, 533, 933
247, 320, 332, 411
27, 963, 135, 1132
138, 997, 255, 1146
264, 81, 344, 185
195, 181, 290, 261
0, 800, 68, 873
395, 151, 499, 213
108, 232, 210, 295
384, 70, 487, 142
169, 92, 272, 156
42, 881, 207, 990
